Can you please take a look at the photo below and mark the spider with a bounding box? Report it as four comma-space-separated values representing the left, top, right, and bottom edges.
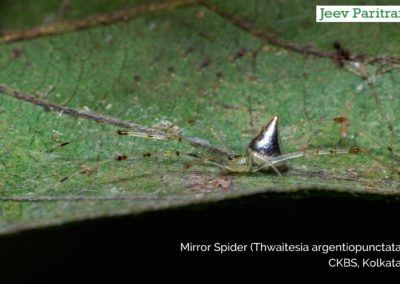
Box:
57, 115, 398, 184
109, 116, 365, 175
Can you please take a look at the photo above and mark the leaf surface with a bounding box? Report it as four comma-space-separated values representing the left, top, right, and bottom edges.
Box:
0, 0, 399, 234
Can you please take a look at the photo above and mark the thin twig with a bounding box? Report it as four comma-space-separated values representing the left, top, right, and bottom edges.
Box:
302, 56, 311, 120
368, 83, 395, 160
0, 0, 198, 44
0, 84, 162, 134
200, 0, 400, 66
0, 195, 189, 202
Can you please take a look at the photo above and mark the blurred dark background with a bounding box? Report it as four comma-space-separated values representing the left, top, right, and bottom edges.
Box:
2, 191, 400, 281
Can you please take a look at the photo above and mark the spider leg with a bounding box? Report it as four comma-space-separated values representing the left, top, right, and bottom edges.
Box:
280, 117, 400, 162
241, 117, 341, 137
249, 154, 283, 176
350, 125, 400, 162
48, 129, 115, 152
280, 117, 347, 137
267, 147, 399, 175
116, 129, 234, 161
187, 119, 233, 156
265, 144, 399, 176
49, 128, 166, 153
270, 147, 361, 165
279, 118, 349, 153
56, 149, 229, 185
116, 151, 228, 170
53, 119, 235, 164
245, 117, 398, 174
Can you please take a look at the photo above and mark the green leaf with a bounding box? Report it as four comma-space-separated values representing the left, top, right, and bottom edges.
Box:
0, 0, 399, 234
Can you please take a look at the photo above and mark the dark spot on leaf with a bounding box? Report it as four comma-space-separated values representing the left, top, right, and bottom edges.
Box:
11, 48, 22, 59
188, 174, 232, 193
233, 47, 246, 60
60, 176, 68, 183
116, 155, 128, 161
195, 9, 205, 19
199, 57, 211, 70
334, 117, 348, 123
116, 130, 128, 135
349, 148, 361, 154
167, 66, 175, 74
333, 41, 341, 51
183, 162, 193, 169
333, 41, 351, 67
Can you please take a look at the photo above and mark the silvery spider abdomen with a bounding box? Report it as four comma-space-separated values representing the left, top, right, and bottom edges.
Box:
247, 116, 288, 172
